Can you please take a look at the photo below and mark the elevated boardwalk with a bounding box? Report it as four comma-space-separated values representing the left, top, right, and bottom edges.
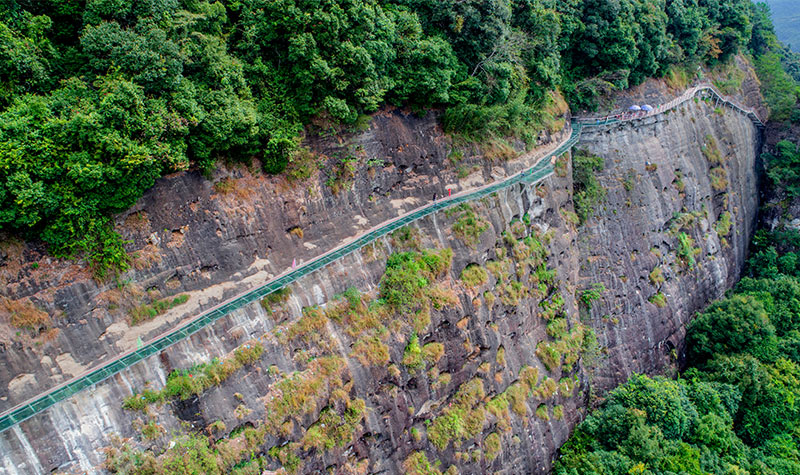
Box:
0, 84, 766, 434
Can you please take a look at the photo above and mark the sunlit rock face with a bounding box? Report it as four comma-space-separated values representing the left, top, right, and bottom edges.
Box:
0, 93, 761, 474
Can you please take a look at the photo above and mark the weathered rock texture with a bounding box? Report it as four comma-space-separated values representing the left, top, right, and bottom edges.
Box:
0, 108, 568, 412
0, 88, 762, 474
575, 98, 761, 391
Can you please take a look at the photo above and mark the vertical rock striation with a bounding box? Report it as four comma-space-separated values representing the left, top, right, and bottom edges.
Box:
0, 92, 761, 474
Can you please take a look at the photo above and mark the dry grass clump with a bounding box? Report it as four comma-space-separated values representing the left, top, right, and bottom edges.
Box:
460, 264, 488, 289
1, 296, 50, 332
710, 167, 728, 191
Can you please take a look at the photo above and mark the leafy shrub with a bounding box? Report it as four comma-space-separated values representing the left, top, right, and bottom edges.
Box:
129, 294, 189, 326
404, 451, 442, 475
460, 264, 488, 288
649, 266, 665, 286
380, 249, 452, 312
450, 205, 489, 248
676, 232, 701, 269
402, 334, 424, 370
714, 212, 732, 237
484, 432, 501, 462
763, 140, 800, 197
260, 287, 292, 313
123, 341, 264, 410
572, 150, 606, 224
687, 295, 778, 365
579, 283, 606, 310
649, 292, 667, 308
427, 379, 485, 450
709, 167, 728, 191
262, 137, 294, 174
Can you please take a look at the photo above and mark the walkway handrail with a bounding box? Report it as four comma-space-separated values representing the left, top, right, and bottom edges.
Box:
0, 124, 581, 435
574, 84, 765, 129
0, 82, 766, 435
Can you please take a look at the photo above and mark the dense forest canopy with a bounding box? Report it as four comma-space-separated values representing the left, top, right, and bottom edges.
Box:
0, 0, 788, 277
554, 229, 800, 474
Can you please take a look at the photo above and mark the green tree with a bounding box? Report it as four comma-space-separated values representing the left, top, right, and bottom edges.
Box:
81, 20, 184, 93
763, 141, 800, 196
701, 355, 800, 446
606, 374, 697, 440
687, 294, 778, 365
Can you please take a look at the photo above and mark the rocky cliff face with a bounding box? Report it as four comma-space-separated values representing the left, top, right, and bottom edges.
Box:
0, 107, 568, 412
576, 98, 761, 390
0, 87, 762, 474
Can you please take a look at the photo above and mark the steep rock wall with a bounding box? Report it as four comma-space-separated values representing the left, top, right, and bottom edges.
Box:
0, 93, 762, 473
0, 110, 568, 411
576, 98, 761, 390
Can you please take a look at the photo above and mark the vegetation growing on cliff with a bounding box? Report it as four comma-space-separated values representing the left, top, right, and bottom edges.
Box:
555, 6, 800, 466
0, 0, 772, 276
557, 61, 800, 472
123, 341, 264, 411
109, 206, 601, 472
556, 229, 800, 473
572, 149, 606, 225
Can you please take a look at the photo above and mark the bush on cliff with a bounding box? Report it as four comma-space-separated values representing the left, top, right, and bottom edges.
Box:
0, 0, 772, 274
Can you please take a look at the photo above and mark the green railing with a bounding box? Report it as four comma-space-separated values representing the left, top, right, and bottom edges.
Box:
0, 83, 764, 434
0, 124, 580, 434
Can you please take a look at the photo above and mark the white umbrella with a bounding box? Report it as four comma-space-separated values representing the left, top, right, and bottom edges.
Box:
629, 105, 642, 111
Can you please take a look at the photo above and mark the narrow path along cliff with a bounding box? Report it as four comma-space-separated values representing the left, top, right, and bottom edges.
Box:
0, 83, 764, 435
0, 83, 766, 474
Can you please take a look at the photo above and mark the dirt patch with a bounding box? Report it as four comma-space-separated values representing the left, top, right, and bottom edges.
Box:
0, 237, 24, 285
132, 243, 162, 270
121, 211, 151, 235
166, 228, 187, 249
213, 173, 262, 204
55, 353, 85, 378
1, 296, 50, 333
7, 373, 37, 400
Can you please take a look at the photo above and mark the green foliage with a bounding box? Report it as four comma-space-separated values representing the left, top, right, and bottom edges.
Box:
427, 378, 486, 450
484, 432, 502, 462
648, 292, 667, 308
460, 264, 489, 288
402, 333, 424, 370
404, 451, 442, 475
161, 433, 221, 475
123, 341, 264, 410
557, 227, 800, 474
260, 287, 292, 313
380, 249, 452, 312
763, 140, 800, 197
755, 50, 798, 121
302, 399, 366, 451
579, 283, 606, 310
129, 294, 189, 326
676, 232, 701, 269
649, 266, 665, 286
702, 135, 725, 165
715, 211, 733, 237
572, 150, 606, 225
0, 0, 780, 267
450, 205, 489, 248
687, 294, 778, 365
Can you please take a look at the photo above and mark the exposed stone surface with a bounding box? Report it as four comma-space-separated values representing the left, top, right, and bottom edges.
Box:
0, 84, 762, 474
0, 107, 568, 412
576, 98, 761, 391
